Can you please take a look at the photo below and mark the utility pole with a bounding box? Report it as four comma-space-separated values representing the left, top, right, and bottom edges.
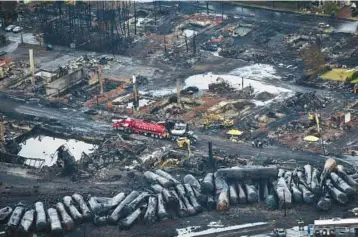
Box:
127, 2, 130, 37
98, 70, 103, 95
221, 2, 224, 22
283, 190, 287, 216
164, 35, 167, 53
0, 122, 4, 143
132, 75, 139, 111
241, 77, 244, 89
176, 78, 181, 106
134, 0, 137, 35
185, 34, 188, 53
193, 33, 197, 55
29, 49, 35, 86
208, 141, 216, 171
154, 1, 157, 27
206, 1, 209, 15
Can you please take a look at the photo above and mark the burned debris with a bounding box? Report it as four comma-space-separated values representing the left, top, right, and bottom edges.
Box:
1, 1, 358, 236
1, 159, 358, 235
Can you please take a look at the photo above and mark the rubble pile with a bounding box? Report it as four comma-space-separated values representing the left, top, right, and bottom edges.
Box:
180, 86, 199, 95
2, 160, 357, 235
51, 55, 118, 78
0, 60, 30, 89
284, 92, 330, 111
81, 138, 147, 172
255, 91, 275, 101
218, 48, 239, 58
160, 51, 201, 68
208, 77, 235, 93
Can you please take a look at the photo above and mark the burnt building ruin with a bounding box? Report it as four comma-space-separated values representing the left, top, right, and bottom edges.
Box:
38, 1, 134, 55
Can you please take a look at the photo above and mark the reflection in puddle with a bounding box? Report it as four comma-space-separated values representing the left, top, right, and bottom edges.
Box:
18, 135, 97, 167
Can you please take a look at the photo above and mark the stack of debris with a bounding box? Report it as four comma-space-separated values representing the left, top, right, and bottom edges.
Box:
161, 51, 200, 68
208, 77, 235, 93
284, 92, 329, 111
219, 48, 239, 58
81, 138, 147, 172
255, 91, 275, 101
57, 55, 118, 75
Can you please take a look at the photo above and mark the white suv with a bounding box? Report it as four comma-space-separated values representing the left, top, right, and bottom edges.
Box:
5, 25, 15, 32
12, 26, 23, 33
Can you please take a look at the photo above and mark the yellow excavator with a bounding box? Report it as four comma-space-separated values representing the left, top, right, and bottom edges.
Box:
308, 113, 321, 132
160, 137, 191, 168
160, 158, 179, 169
203, 113, 234, 129
177, 137, 191, 155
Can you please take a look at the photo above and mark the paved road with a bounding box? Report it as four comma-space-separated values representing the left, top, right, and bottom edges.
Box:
172, 1, 358, 33
0, 92, 112, 136
196, 133, 330, 166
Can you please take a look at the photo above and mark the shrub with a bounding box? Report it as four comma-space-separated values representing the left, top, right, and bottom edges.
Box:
345, 71, 358, 82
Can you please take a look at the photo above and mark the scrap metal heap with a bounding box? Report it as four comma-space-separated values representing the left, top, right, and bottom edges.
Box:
2, 158, 358, 235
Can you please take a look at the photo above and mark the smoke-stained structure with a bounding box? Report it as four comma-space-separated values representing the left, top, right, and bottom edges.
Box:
39, 1, 134, 54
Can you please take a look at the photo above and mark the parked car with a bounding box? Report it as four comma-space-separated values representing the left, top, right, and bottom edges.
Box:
5, 25, 15, 32
12, 26, 23, 33
0, 51, 7, 56
273, 228, 286, 237
318, 23, 330, 28
84, 109, 98, 115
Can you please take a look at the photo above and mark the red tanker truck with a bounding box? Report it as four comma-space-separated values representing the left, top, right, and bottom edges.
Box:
112, 118, 198, 142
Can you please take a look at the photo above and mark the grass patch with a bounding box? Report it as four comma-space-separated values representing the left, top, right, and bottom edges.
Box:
351, 78, 358, 84
321, 68, 356, 81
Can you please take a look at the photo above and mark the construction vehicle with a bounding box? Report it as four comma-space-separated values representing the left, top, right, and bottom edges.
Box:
160, 158, 179, 169
177, 137, 190, 148
112, 118, 198, 143
308, 113, 321, 132
53, 145, 77, 175
203, 113, 234, 129
177, 137, 192, 156
159, 138, 191, 168
226, 129, 244, 143
343, 147, 358, 156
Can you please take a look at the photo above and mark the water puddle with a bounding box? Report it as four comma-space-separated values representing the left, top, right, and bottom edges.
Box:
333, 21, 358, 33
185, 72, 291, 95
18, 135, 97, 167
141, 64, 292, 103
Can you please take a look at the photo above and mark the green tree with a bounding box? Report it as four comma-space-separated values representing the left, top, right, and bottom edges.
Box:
322, 2, 339, 15
301, 44, 325, 70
